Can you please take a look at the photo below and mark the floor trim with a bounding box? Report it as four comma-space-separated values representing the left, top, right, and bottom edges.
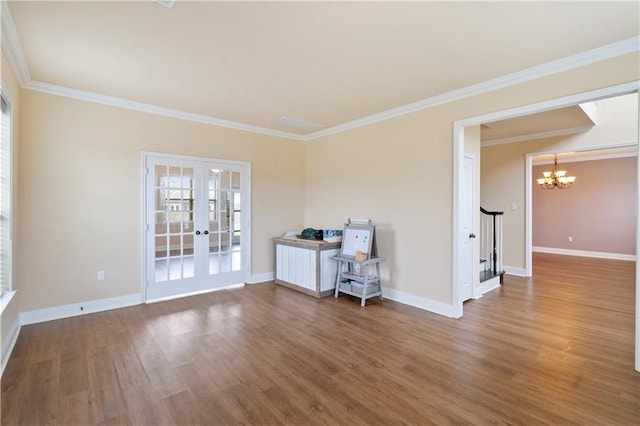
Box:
20, 293, 143, 325
1, 317, 20, 377
382, 287, 454, 318
533, 246, 636, 261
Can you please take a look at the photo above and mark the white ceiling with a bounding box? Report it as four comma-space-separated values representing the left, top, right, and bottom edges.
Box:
4, 1, 640, 138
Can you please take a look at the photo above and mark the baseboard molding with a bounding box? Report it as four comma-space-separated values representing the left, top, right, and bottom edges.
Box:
533, 246, 636, 261
20, 293, 143, 325
473, 277, 501, 299
382, 287, 454, 318
504, 266, 528, 277
247, 272, 274, 284
1, 317, 21, 377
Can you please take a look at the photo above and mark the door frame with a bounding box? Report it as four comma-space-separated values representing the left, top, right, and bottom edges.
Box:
452, 81, 639, 370
141, 151, 252, 302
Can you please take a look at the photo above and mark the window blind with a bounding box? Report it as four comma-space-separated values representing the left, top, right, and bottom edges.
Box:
0, 92, 11, 296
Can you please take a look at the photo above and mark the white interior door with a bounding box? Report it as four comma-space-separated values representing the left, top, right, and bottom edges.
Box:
145, 154, 250, 302
460, 155, 475, 302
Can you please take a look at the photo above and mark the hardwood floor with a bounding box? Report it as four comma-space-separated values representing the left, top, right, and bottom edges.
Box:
2, 252, 638, 425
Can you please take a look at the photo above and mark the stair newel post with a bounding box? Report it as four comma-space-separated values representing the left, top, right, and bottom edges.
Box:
492, 214, 497, 275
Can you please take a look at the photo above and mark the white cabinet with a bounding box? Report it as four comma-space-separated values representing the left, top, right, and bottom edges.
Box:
273, 237, 341, 297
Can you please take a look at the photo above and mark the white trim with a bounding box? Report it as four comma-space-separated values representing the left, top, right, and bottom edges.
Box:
481, 125, 593, 147
306, 37, 639, 140
532, 147, 638, 165
382, 287, 454, 318
533, 246, 636, 261
473, 276, 501, 299
636, 90, 640, 372
0, 1, 30, 86
24, 81, 306, 141
503, 266, 528, 277
452, 125, 464, 318
247, 272, 274, 284
20, 293, 143, 325
0, 289, 16, 314
145, 284, 245, 304
1, 315, 20, 377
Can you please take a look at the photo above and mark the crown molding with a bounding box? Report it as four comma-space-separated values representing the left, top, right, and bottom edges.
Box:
532, 144, 638, 165
1, 0, 638, 143
481, 125, 594, 147
24, 80, 306, 141
305, 36, 640, 140
1, 0, 30, 86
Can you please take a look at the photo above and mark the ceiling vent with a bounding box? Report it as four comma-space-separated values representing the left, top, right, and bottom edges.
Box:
154, 0, 175, 9
273, 116, 326, 132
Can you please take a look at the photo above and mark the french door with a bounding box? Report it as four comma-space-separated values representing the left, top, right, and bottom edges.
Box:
144, 154, 250, 301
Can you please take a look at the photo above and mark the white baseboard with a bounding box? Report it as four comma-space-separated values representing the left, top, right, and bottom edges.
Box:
533, 246, 636, 261
1, 317, 21, 377
247, 272, 274, 284
504, 266, 528, 277
382, 287, 454, 318
20, 293, 143, 325
473, 276, 501, 299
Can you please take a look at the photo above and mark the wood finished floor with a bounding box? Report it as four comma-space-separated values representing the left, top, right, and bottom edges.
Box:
2, 253, 638, 425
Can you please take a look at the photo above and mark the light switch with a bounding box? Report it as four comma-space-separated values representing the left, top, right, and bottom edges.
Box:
511, 203, 517, 211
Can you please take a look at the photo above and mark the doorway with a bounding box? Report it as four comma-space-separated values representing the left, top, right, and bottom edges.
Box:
143, 153, 251, 302
452, 81, 639, 370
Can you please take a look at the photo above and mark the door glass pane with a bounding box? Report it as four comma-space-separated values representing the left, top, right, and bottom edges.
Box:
220, 252, 231, 273
155, 259, 168, 282
219, 193, 229, 232
209, 253, 220, 275
219, 170, 230, 190
209, 232, 219, 253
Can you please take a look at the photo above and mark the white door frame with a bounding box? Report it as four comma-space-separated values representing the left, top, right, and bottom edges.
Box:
141, 151, 252, 302
452, 81, 640, 371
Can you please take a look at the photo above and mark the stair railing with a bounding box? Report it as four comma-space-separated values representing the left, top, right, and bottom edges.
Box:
480, 207, 504, 274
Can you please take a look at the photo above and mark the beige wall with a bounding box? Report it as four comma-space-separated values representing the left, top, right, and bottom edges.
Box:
307, 52, 639, 305
10, 49, 640, 314
533, 157, 637, 254
482, 89, 639, 270
17, 90, 306, 312
1, 49, 21, 368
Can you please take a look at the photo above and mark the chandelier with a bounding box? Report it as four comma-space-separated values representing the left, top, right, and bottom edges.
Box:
537, 155, 576, 190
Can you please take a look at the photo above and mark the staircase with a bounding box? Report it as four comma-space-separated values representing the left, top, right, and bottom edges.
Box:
478, 207, 505, 296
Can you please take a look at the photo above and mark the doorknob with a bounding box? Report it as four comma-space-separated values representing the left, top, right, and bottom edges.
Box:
469, 233, 476, 239
195, 230, 201, 235
204, 230, 209, 235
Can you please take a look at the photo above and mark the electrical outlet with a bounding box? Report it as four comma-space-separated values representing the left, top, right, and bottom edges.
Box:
568, 236, 573, 242
97, 270, 105, 280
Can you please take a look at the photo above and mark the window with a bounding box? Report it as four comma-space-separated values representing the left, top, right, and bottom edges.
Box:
1, 92, 12, 296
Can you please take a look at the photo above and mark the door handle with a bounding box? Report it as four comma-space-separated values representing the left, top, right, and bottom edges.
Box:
469, 233, 476, 239
204, 230, 209, 235
195, 230, 201, 235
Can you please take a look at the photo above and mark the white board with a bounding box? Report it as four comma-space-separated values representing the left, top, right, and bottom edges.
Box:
341, 228, 371, 257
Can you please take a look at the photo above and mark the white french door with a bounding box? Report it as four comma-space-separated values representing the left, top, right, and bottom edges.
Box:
144, 154, 250, 301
